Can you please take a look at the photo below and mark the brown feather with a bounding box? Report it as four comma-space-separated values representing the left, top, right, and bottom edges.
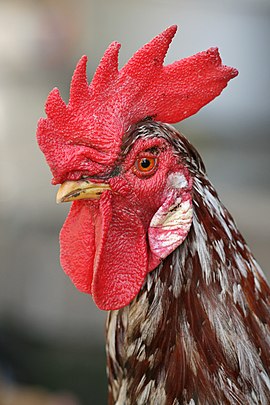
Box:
106, 122, 270, 405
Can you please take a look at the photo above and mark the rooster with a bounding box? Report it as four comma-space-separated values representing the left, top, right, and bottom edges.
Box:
37, 26, 270, 404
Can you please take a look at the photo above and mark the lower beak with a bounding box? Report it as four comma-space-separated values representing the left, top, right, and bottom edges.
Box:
56, 180, 111, 203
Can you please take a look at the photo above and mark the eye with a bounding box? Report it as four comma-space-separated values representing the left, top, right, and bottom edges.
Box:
134, 156, 158, 177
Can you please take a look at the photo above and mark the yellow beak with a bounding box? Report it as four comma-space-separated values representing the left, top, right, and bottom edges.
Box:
56, 180, 111, 203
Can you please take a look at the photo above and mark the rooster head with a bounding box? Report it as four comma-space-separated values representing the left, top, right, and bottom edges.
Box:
37, 26, 238, 310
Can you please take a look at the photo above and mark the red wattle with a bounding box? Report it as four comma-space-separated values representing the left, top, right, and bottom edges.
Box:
92, 192, 148, 310
60, 201, 96, 293
59, 192, 149, 310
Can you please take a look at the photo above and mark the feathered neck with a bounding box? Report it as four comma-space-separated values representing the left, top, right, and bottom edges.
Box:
106, 171, 270, 404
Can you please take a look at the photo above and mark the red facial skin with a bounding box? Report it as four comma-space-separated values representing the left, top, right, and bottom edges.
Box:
60, 137, 192, 310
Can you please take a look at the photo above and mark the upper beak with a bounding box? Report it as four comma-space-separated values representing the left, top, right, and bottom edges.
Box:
56, 180, 111, 203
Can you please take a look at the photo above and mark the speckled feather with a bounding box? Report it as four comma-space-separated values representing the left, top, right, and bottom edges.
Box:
106, 122, 270, 405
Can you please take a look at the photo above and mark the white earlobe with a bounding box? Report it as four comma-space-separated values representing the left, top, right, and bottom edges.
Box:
148, 173, 193, 260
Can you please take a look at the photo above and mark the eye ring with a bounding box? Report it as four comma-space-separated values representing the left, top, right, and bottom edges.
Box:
133, 156, 158, 177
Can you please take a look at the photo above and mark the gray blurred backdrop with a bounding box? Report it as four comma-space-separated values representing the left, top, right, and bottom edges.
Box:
0, 0, 269, 404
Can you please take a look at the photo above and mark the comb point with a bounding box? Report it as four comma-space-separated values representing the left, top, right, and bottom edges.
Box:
69, 55, 90, 107
45, 87, 66, 119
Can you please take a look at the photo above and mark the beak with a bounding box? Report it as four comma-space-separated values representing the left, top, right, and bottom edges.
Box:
56, 180, 111, 203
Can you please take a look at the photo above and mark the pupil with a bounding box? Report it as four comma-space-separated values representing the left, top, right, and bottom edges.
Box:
141, 158, 150, 168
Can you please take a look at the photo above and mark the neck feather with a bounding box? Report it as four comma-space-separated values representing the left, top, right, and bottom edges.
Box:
106, 174, 270, 405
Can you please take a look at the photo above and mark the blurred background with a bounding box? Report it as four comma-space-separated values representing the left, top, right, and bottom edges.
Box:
0, 0, 269, 404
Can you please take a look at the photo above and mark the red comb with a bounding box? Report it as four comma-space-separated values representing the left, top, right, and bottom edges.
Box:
37, 25, 238, 183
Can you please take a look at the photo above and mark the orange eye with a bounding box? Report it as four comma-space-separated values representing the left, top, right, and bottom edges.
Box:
134, 157, 158, 176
